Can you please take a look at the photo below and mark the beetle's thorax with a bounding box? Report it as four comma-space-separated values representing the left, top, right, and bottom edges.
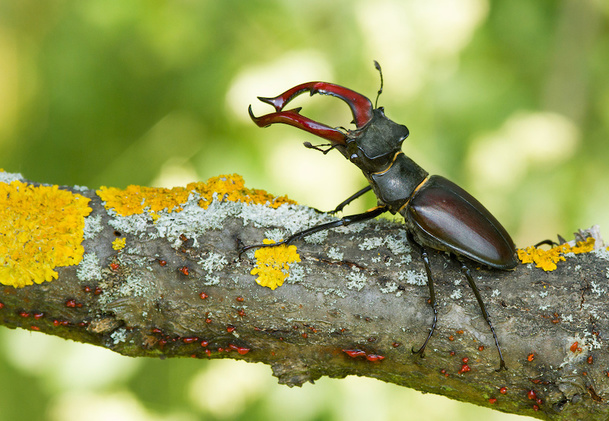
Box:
343, 108, 408, 171
342, 108, 428, 213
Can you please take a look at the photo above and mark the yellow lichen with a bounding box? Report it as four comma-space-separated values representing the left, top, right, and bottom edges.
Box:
0, 180, 92, 288
96, 184, 191, 217
517, 238, 596, 271
112, 238, 126, 251
569, 237, 595, 254
97, 174, 295, 217
192, 174, 295, 209
250, 239, 301, 290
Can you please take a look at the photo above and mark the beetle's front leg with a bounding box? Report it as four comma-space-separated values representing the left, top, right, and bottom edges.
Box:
238, 206, 388, 257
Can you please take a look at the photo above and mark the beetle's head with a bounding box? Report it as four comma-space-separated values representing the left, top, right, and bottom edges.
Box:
345, 108, 409, 173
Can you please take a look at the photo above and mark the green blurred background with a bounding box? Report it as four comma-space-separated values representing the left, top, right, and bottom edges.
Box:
1, 0, 608, 420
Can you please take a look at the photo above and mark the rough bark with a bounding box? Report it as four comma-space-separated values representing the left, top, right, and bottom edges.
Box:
1, 175, 608, 421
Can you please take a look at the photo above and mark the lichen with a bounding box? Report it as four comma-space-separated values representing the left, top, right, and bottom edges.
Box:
346, 269, 368, 291
198, 252, 228, 272
250, 239, 301, 290
97, 174, 295, 218
83, 215, 103, 239
195, 174, 296, 209
517, 237, 596, 271
96, 184, 190, 217
0, 180, 92, 287
77, 252, 103, 281
0, 170, 24, 184
112, 237, 126, 251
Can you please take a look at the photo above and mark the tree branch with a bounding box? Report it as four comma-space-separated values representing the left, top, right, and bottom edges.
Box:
1, 171, 607, 420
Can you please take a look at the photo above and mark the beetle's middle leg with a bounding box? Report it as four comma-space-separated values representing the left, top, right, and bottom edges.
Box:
330, 185, 373, 214
238, 205, 387, 257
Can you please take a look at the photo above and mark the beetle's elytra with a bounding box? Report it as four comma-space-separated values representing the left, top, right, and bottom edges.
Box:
241, 62, 517, 371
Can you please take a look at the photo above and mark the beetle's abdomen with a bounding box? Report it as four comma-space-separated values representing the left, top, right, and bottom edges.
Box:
369, 153, 428, 211
403, 175, 517, 269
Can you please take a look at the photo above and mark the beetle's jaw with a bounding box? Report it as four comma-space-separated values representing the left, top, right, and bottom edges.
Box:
248, 81, 375, 145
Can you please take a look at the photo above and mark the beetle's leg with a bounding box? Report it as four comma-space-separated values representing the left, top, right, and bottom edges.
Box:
533, 239, 558, 248
305, 184, 372, 215
411, 245, 438, 358
459, 260, 507, 371
238, 206, 387, 257
330, 185, 373, 214
534, 234, 568, 249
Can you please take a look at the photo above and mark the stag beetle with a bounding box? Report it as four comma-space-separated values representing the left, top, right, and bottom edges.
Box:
241, 62, 517, 371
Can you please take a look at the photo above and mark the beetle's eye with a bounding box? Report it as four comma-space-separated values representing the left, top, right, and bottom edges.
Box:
349, 153, 359, 162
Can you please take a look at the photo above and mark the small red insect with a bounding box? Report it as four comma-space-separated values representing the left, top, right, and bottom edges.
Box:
458, 364, 471, 374
229, 344, 251, 355
342, 349, 385, 362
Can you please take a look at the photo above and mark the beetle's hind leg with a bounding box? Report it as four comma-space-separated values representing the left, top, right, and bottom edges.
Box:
238, 206, 387, 257
411, 243, 438, 358
459, 260, 507, 371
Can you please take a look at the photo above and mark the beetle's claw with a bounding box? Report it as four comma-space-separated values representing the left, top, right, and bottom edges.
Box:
411, 345, 425, 358
238, 239, 290, 259
495, 360, 508, 372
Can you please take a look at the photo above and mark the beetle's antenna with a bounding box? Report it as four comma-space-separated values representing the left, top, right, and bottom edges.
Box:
303, 141, 337, 155
373, 60, 383, 108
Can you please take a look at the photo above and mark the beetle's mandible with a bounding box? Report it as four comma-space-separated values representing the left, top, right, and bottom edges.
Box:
241, 61, 517, 371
